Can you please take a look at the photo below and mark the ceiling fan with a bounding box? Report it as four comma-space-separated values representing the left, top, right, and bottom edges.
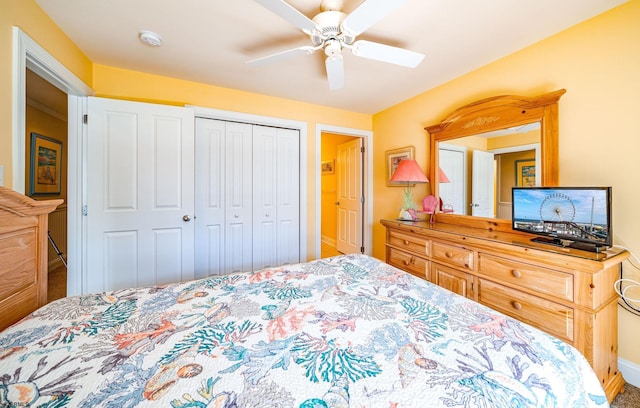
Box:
247, 0, 425, 90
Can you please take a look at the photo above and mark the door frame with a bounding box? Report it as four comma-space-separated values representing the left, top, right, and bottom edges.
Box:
12, 27, 93, 191
12, 27, 93, 296
316, 124, 372, 259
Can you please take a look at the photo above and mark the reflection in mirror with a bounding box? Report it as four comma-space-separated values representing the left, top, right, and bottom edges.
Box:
438, 123, 540, 220
425, 89, 565, 230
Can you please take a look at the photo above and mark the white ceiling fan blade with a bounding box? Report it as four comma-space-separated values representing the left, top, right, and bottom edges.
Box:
325, 55, 344, 90
341, 0, 408, 36
352, 40, 424, 67
246, 46, 316, 67
254, 0, 317, 33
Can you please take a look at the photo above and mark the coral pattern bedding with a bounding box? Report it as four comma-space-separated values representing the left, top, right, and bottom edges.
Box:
0, 254, 608, 407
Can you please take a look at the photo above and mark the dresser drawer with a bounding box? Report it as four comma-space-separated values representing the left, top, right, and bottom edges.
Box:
478, 254, 574, 302
479, 279, 574, 342
387, 247, 428, 279
388, 229, 429, 257
432, 262, 475, 299
432, 241, 473, 271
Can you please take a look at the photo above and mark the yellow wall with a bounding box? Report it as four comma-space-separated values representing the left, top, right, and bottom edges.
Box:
373, 0, 640, 367
499, 150, 535, 202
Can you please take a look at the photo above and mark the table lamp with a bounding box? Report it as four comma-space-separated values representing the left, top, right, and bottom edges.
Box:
389, 159, 429, 220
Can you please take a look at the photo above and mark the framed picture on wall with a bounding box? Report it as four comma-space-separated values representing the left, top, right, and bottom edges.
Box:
515, 159, 536, 187
321, 159, 335, 175
386, 146, 415, 186
29, 132, 62, 196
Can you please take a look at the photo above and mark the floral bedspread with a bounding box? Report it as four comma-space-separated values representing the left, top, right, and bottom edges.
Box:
0, 254, 608, 407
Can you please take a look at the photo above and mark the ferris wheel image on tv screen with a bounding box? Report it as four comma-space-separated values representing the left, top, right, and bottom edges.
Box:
539, 193, 576, 222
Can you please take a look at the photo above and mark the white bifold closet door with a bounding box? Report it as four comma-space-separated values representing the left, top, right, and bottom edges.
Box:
194, 118, 300, 278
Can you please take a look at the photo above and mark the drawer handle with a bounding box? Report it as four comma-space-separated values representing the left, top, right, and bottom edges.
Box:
403, 240, 410, 245
511, 301, 522, 310
403, 257, 416, 266
445, 251, 453, 258
511, 270, 522, 278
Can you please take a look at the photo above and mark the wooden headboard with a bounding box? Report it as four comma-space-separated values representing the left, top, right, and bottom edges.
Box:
0, 187, 62, 331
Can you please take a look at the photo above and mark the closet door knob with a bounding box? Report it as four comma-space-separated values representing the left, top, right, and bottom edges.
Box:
182, 215, 191, 222
234, 214, 239, 219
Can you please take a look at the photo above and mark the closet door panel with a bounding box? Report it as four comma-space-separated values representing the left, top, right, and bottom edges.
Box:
195, 118, 300, 276
253, 126, 278, 270
225, 122, 253, 273
195, 118, 226, 278
276, 128, 300, 265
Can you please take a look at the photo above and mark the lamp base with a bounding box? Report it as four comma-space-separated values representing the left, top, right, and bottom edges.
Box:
398, 208, 417, 221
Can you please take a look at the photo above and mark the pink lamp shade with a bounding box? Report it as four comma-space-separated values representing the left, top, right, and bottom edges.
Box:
439, 167, 450, 183
390, 159, 429, 183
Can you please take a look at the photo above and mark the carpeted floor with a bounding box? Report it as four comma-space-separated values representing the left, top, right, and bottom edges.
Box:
47, 264, 67, 303
612, 383, 640, 407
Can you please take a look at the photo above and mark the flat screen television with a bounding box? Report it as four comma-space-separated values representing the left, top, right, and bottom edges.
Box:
512, 186, 612, 252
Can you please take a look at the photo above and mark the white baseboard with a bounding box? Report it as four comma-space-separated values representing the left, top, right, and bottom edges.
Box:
321, 235, 336, 247
620, 358, 640, 388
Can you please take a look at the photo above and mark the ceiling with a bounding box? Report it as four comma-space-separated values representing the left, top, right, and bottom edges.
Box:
33, 0, 626, 114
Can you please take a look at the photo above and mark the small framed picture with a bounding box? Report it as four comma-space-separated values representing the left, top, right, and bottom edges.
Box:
515, 159, 536, 187
29, 132, 62, 196
386, 146, 415, 186
321, 159, 335, 175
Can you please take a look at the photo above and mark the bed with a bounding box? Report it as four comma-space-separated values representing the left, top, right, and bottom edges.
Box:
0, 253, 608, 407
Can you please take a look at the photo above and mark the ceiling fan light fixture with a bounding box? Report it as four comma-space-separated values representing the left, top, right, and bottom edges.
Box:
249, 0, 424, 88
138, 30, 162, 47
324, 39, 342, 57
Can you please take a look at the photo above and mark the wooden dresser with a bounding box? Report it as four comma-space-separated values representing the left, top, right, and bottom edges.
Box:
381, 218, 628, 403
0, 187, 62, 331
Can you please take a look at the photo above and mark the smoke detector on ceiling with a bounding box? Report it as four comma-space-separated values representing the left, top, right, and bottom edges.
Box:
138, 30, 162, 47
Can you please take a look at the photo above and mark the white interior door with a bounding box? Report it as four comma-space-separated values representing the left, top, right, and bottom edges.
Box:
471, 149, 495, 217
86, 97, 194, 293
336, 138, 363, 254
439, 145, 467, 215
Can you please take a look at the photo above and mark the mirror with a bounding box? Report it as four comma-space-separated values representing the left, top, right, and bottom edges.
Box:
438, 123, 541, 218
425, 89, 565, 229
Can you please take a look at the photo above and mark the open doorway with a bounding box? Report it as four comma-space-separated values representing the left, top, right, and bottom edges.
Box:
321, 133, 359, 257
317, 125, 372, 259
25, 68, 68, 302
13, 27, 93, 298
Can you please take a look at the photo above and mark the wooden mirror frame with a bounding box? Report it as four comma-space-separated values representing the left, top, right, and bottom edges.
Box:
425, 89, 566, 230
